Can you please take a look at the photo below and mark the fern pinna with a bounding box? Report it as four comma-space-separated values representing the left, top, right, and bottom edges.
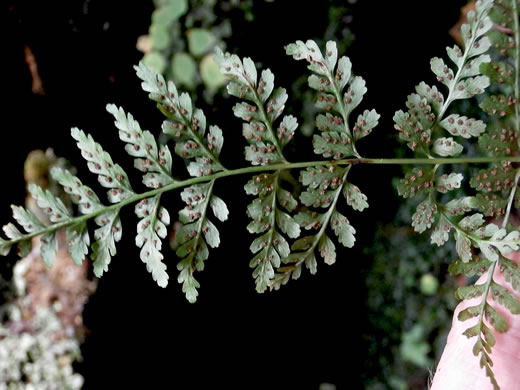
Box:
1, 0, 520, 388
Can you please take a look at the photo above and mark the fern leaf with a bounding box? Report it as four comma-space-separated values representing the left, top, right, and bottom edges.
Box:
67, 222, 90, 266
431, 214, 452, 246
51, 167, 103, 214
25, 184, 72, 266
245, 171, 300, 292
318, 233, 336, 265
456, 278, 504, 390
91, 211, 122, 277
67, 129, 134, 272
216, 48, 294, 164
440, 115, 486, 138
39, 233, 58, 267
136, 62, 225, 176
449, 255, 493, 277
393, 106, 433, 153
397, 168, 435, 198
2, 223, 31, 257
395, 0, 492, 157
412, 198, 438, 233
51, 169, 98, 262
470, 162, 516, 193
135, 62, 230, 295
286, 39, 379, 158
175, 181, 222, 302
135, 195, 170, 287
134, 61, 176, 105
71, 127, 134, 202
299, 165, 346, 208
476, 193, 509, 218
440, 114, 486, 138
28, 184, 70, 223
11, 205, 45, 233
273, 164, 364, 289
330, 210, 356, 248
471, 162, 517, 218
107, 104, 175, 189
444, 196, 479, 216
478, 125, 518, 157
432, 197, 479, 247
432, 137, 464, 157
455, 230, 474, 263
490, 281, 520, 314
476, 226, 520, 262
209, 195, 229, 222
394, 83, 444, 153
436, 173, 464, 194
342, 182, 369, 212
479, 0, 519, 121
312, 130, 355, 160
481, 94, 516, 117
0, 237, 12, 257
499, 255, 520, 292
459, 213, 486, 231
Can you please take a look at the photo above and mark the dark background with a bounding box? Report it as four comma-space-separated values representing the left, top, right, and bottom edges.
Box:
4, 1, 468, 388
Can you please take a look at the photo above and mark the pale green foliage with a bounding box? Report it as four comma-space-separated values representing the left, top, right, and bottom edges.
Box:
267, 39, 376, 290
244, 172, 299, 292
0, 38, 367, 302
394, 1, 520, 388
286, 40, 379, 159
215, 47, 293, 165
175, 181, 228, 302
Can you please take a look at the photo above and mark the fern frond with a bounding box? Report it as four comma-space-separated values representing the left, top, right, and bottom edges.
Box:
392, 3, 519, 387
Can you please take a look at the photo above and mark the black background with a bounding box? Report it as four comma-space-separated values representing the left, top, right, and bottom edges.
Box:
5, 1, 467, 388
